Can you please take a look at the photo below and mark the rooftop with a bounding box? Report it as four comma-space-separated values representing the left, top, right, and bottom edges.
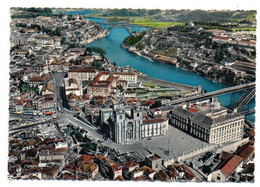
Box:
216, 155, 244, 177
69, 68, 96, 73
143, 118, 167, 124
123, 161, 139, 169
236, 144, 254, 159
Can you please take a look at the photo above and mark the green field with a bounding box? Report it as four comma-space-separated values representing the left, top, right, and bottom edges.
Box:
231, 27, 256, 32
84, 14, 184, 28
130, 18, 184, 28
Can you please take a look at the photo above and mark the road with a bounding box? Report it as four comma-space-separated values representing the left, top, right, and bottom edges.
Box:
63, 114, 104, 140
51, 72, 67, 112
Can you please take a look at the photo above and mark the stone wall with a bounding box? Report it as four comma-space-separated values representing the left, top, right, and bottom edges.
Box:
138, 75, 197, 92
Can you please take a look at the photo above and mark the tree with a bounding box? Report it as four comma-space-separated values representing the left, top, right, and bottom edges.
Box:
30, 24, 41, 31
61, 37, 66, 45
151, 100, 162, 108
123, 31, 146, 46
74, 131, 83, 142
83, 47, 93, 56
15, 23, 27, 28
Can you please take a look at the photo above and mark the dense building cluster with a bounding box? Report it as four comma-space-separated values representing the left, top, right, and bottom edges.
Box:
8, 8, 255, 182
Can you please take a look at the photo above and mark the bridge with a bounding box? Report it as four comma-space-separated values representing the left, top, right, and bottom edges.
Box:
168, 82, 255, 109
98, 23, 152, 34
240, 108, 255, 115
230, 87, 255, 112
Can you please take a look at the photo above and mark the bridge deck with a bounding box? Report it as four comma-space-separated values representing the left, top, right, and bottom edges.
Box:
168, 82, 255, 105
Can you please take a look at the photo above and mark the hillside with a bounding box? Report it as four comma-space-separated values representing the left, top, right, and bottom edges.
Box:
85, 9, 256, 23
151, 10, 256, 23
122, 25, 256, 85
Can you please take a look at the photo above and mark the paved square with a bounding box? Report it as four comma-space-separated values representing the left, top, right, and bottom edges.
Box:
102, 125, 209, 160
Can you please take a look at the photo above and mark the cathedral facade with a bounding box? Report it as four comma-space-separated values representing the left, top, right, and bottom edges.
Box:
100, 106, 168, 144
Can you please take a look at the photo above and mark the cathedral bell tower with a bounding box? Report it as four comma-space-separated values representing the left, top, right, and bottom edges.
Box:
115, 108, 125, 144
131, 106, 143, 140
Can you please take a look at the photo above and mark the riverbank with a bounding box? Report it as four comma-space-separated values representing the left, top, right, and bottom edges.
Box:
81, 31, 108, 45
138, 75, 198, 93
121, 43, 239, 87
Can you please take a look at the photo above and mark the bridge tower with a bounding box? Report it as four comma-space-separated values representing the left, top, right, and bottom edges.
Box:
229, 92, 237, 107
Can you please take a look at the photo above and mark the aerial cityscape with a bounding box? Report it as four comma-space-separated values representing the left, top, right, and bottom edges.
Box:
8, 7, 256, 182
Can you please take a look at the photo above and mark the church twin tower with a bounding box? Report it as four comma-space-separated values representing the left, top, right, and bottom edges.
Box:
115, 106, 143, 144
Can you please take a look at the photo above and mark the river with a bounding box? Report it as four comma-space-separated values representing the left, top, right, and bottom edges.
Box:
58, 11, 255, 123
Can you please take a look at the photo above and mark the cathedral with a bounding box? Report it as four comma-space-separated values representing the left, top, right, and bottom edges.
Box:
100, 105, 168, 144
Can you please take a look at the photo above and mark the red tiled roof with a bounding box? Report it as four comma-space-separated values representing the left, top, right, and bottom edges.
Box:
14, 49, 28, 53
219, 155, 243, 177
50, 62, 61, 65
60, 173, 76, 180
213, 36, 230, 40
188, 107, 199, 113
220, 151, 234, 161
42, 74, 51, 80
94, 96, 105, 100
41, 145, 55, 150
16, 100, 24, 105
113, 72, 135, 76
237, 40, 256, 45
236, 144, 254, 159
112, 165, 122, 172
107, 75, 116, 82
182, 165, 195, 181
88, 72, 116, 88
52, 147, 68, 152
246, 130, 255, 137
123, 161, 139, 169
171, 165, 183, 172
140, 165, 155, 175
88, 72, 103, 86
141, 100, 156, 106
95, 154, 106, 160
143, 118, 166, 124
77, 154, 94, 163
30, 76, 44, 82
82, 94, 90, 100
233, 61, 256, 69
165, 170, 177, 178
69, 68, 96, 73
118, 80, 127, 82
149, 155, 159, 161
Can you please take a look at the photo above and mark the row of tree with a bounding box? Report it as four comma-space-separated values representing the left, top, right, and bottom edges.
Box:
123, 31, 146, 46
102, 8, 161, 17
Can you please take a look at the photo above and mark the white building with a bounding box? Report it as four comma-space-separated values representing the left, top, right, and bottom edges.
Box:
68, 68, 98, 81
64, 78, 83, 97
169, 98, 245, 144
